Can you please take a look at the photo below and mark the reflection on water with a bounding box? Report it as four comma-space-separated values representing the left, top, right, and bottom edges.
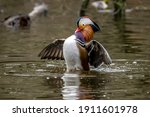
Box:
61, 72, 106, 100
0, 60, 149, 100
0, 0, 150, 100
62, 73, 80, 100
61, 71, 113, 100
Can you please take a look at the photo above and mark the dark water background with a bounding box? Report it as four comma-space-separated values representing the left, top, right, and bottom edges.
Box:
0, 0, 150, 99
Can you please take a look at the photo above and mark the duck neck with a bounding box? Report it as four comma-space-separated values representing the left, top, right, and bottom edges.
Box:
28, 3, 47, 20
29, 7, 40, 19
75, 31, 86, 43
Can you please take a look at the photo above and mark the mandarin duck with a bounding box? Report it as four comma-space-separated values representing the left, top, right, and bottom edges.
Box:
3, 3, 48, 28
39, 17, 112, 72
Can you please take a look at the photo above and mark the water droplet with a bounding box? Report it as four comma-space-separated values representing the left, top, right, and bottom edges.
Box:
128, 75, 133, 79
133, 61, 137, 64
46, 64, 55, 67
36, 69, 46, 72
111, 63, 115, 66
103, 94, 106, 97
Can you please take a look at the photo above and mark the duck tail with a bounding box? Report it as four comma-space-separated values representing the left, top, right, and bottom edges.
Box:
28, 3, 48, 20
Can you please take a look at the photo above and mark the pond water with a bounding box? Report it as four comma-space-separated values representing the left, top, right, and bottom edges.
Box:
0, 0, 150, 100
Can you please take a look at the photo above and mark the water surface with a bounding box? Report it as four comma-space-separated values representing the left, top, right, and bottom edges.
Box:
0, 0, 150, 99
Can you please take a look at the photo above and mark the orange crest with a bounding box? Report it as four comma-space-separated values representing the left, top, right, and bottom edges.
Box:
81, 25, 94, 42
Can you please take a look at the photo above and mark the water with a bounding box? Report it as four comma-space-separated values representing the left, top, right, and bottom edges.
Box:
0, 0, 150, 100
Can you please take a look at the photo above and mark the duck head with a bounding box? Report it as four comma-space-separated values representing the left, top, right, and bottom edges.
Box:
75, 17, 101, 42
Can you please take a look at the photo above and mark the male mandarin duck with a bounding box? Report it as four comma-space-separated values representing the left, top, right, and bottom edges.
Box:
39, 17, 112, 72
3, 3, 48, 28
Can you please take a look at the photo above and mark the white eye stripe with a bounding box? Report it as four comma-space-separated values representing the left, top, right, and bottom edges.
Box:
79, 18, 94, 26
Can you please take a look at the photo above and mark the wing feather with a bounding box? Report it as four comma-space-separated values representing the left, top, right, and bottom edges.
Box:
38, 39, 65, 60
86, 40, 112, 67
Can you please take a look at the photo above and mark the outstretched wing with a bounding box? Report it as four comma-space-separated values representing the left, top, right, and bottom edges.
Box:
86, 40, 112, 68
38, 39, 65, 60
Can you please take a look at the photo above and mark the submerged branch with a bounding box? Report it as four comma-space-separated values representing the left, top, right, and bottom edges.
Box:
79, 0, 90, 16
113, 0, 126, 20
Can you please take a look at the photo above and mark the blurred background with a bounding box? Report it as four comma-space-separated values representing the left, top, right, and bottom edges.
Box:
0, 0, 150, 100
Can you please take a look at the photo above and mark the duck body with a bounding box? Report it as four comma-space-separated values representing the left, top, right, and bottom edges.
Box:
39, 17, 112, 72
92, 0, 108, 9
63, 35, 82, 71
3, 3, 48, 29
63, 34, 89, 72
3, 14, 30, 28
